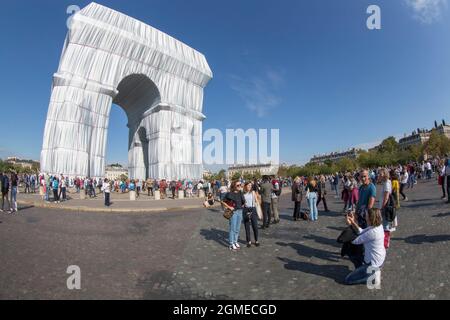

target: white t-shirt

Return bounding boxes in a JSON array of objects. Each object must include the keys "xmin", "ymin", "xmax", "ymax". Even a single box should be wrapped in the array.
[
  {"xmin": 352, "ymin": 225, "xmax": 386, "ymax": 268},
  {"xmin": 244, "ymin": 191, "xmax": 255, "ymax": 207},
  {"xmin": 426, "ymin": 162, "xmax": 432, "ymax": 170},
  {"xmin": 378, "ymin": 179, "xmax": 392, "ymax": 209},
  {"xmin": 401, "ymin": 172, "xmax": 409, "ymax": 184}
]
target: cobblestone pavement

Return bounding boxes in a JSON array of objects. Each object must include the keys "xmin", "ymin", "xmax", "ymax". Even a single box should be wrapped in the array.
[{"xmin": 0, "ymin": 180, "xmax": 448, "ymax": 299}]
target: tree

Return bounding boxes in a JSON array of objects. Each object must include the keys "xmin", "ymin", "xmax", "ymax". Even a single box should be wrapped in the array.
[
  {"xmin": 217, "ymin": 169, "xmax": 226, "ymax": 180},
  {"xmin": 231, "ymin": 171, "xmax": 242, "ymax": 181},
  {"xmin": 423, "ymin": 130, "xmax": 450, "ymax": 157},
  {"xmin": 378, "ymin": 136, "xmax": 398, "ymax": 154},
  {"xmin": 324, "ymin": 159, "xmax": 333, "ymax": 167},
  {"xmin": 277, "ymin": 165, "xmax": 289, "ymax": 177},
  {"xmin": 336, "ymin": 158, "xmax": 357, "ymax": 173}
]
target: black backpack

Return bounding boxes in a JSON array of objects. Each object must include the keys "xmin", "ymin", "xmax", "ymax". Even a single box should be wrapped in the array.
[{"xmin": 383, "ymin": 193, "xmax": 397, "ymax": 222}]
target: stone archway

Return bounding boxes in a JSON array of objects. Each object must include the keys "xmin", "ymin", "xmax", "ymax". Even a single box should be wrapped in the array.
[
  {"xmin": 113, "ymin": 74, "xmax": 160, "ymax": 181},
  {"xmin": 40, "ymin": 2, "xmax": 212, "ymax": 180}
]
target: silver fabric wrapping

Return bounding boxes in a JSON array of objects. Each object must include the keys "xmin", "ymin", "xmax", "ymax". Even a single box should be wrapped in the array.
[{"xmin": 41, "ymin": 2, "xmax": 212, "ymax": 180}]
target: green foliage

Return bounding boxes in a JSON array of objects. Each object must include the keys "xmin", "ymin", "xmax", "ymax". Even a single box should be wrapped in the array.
[
  {"xmin": 283, "ymin": 133, "xmax": 446, "ymax": 176},
  {"xmin": 423, "ymin": 130, "xmax": 450, "ymax": 158},
  {"xmin": 207, "ymin": 169, "xmax": 227, "ymax": 182},
  {"xmin": 378, "ymin": 136, "xmax": 399, "ymax": 153},
  {"xmin": 231, "ymin": 171, "xmax": 242, "ymax": 181},
  {"xmin": 0, "ymin": 159, "xmax": 39, "ymax": 174}
]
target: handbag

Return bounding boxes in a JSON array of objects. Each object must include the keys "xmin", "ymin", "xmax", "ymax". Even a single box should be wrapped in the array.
[
  {"xmin": 223, "ymin": 208, "xmax": 234, "ymax": 220},
  {"xmin": 223, "ymin": 199, "xmax": 235, "ymax": 220},
  {"xmin": 256, "ymin": 202, "xmax": 263, "ymax": 220}
]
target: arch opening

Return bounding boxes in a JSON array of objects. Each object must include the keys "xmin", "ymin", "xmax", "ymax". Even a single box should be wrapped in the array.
[{"xmin": 113, "ymin": 74, "xmax": 161, "ymax": 180}]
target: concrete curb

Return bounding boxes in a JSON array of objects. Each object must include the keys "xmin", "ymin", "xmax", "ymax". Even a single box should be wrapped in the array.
[{"xmin": 17, "ymin": 200, "xmax": 206, "ymax": 213}]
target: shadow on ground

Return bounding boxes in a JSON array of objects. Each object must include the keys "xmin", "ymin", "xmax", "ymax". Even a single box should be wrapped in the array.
[
  {"xmin": 277, "ymin": 257, "xmax": 349, "ymax": 284},
  {"xmin": 433, "ymin": 212, "xmax": 450, "ymax": 218},
  {"xmin": 200, "ymin": 228, "xmax": 230, "ymax": 247},
  {"xmin": 276, "ymin": 241, "xmax": 340, "ymax": 262},
  {"xmin": 392, "ymin": 234, "xmax": 450, "ymax": 244}
]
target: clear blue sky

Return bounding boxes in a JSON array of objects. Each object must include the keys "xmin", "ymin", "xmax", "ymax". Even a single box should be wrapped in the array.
[{"xmin": 0, "ymin": 0, "xmax": 449, "ymax": 168}]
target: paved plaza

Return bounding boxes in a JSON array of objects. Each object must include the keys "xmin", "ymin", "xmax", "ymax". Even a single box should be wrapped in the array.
[{"xmin": 0, "ymin": 179, "xmax": 449, "ymax": 299}]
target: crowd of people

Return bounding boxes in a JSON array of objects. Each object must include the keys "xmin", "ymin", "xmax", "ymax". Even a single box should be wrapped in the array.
[
  {"xmin": 216, "ymin": 157, "xmax": 450, "ymax": 287},
  {"xmin": 2, "ymin": 156, "xmax": 450, "ymax": 288}
]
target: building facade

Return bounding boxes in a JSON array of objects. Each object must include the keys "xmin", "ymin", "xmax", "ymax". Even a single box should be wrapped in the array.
[
  {"xmin": 227, "ymin": 163, "xmax": 279, "ymax": 179},
  {"xmin": 398, "ymin": 130, "xmax": 431, "ymax": 150},
  {"xmin": 309, "ymin": 148, "xmax": 360, "ymax": 165},
  {"xmin": 105, "ymin": 165, "xmax": 129, "ymax": 181},
  {"xmin": 6, "ymin": 157, "xmax": 39, "ymax": 170}
]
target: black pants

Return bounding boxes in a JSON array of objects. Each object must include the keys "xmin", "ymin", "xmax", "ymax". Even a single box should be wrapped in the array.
[
  {"xmin": 441, "ymin": 178, "xmax": 446, "ymax": 197},
  {"xmin": 262, "ymin": 202, "xmax": 271, "ymax": 227},
  {"xmin": 244, "ymin": 209, "xmax": 258, "ymax": 243},
  {"xmin": 317, "ymin": 193, "xmax": 329, "ymax": 211},
  {"xmin": 53, "ymin": 189, "xmax": 59, "ymax": 202},
  {"xmin": 171, "ymin": 187, "xmax": 176, "ymax": 198},
  {"xmin": 293, "ymin": 201, "xmax": 302, "ymax": 219},
  {"xmin": 137, "ymin": 187, "xmax": 140, "ymax": 197},
  {"xmin": 447, "ymin": 176, "xmax": 450, "ymax": 202},
  {"xmin": 105, "ymin": 192, "xmax": 110, "ymax": 206},
  {"xmin": 400, "ymin": 183, "xmax": 407, "ymax": 200},
  {"xmin": 148, "ymin": 187, "xmax": 153, "ymax": 196}
]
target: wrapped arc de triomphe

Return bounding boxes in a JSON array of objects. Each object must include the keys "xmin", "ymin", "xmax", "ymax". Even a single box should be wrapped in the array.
[{"xmin": 40, "ymin": 2, "xmax": 212, "ymax": 181}]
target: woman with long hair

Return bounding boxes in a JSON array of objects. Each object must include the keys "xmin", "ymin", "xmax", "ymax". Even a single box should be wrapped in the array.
[
  {"xmin": 306, "ymin": 178, "xmax": 319, "ymax": 221},
  {"xmin": 243, "ymin": 182, "xmax": 261, "ymax": 247},
  {"xmin": 222, "ymin": 180, "xmax": 245, "ymax": 251}
]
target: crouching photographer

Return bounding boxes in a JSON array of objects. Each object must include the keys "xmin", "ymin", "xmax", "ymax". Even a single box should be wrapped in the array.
[{"xmin": 344, "ymin": 208, "xmax": 386, "ymax": 286}]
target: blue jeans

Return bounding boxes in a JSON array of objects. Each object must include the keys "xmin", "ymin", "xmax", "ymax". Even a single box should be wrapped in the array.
[
  {"xmin": 408, "ymin": 174, "xmax": 415, "ymax": 188},
  {"xmin": 345, "ymin": 263, "xmax": 380, "ymax": 285},
  {"xmin": 308, "ymin": 192, "xmax": 318, "ymax": 221},
  {"xmin": 229, "ymin": 209, "xmax": 243, "ymax": 245},
  {"xmin": 10, "ymin": 186, "xmax": 17, "ymax": 211}
]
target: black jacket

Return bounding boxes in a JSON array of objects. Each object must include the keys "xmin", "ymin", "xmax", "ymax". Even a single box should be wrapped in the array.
[{"xmin": 337, "ymin": 226, "xmax": 364, "ymax": 258}]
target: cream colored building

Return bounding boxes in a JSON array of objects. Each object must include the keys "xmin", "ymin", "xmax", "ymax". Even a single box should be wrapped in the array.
[
  {"xmin": 310, "ymin": 148, "xmax": 360, "ymax": 165},
  {"xmin": 227, "ymin": 163, "xmax": 279, "ymax": 179},
  {"xmin": 105, "ymin": 166, "xmax": 128, "ymax": 180},
  {"xmin": 398, "ymin": 130, "xmax": 431, "ymax": 150}
]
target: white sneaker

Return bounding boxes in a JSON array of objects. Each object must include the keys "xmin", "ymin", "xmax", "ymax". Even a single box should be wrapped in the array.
[
  {"xmin": 234, "ymin": 243, "xmax": 241, "ymax": 249},
  {"xmin": 374, "ymin": 270, "xmax": 381, "ymax": 287},
  {"xmin": 229, "ymin": 244, "xmax": 238, "ymax": 250}
]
